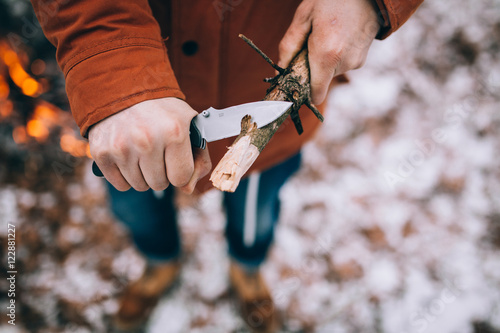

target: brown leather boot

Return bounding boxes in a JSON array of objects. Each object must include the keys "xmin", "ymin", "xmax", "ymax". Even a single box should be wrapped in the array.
[
  {"xmin": 229, "ymin": 262, "xmax": 280, "ymax": 333},
  {"xmin": 113, "ymin": 261, "xmax": 181, "ymax": 330}
]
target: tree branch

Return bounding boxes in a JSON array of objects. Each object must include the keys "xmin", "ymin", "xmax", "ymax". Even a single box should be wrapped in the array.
[{"xmin": 210, "ymin": 36, "xmax": 322, "ymax": 192}]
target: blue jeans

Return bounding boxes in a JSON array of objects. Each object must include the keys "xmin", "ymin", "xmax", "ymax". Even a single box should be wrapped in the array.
[{"xmin": 107, "ymin": 153, "xmax": 301, "ymax": 268}]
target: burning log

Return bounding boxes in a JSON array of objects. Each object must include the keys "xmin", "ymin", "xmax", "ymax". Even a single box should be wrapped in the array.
[{"xmin": 0, "ymin": 38, "xmax": 91, "ymax": 187}]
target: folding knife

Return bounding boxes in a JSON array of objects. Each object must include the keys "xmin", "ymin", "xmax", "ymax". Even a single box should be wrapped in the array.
[{"xmin": 92, "ymin": 101, "xmax": 292, "ymax": 177}]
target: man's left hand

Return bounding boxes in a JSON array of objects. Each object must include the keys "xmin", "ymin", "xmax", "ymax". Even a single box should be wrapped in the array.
[{"xmin": 278, "ymin": 0, "xmax": 380, "ymax": 105}]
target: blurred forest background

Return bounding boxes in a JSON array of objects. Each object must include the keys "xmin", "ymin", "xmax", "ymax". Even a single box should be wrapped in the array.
[{"xmin": 1, "ymin": 0, "xmax": 500, "ymax": 332}]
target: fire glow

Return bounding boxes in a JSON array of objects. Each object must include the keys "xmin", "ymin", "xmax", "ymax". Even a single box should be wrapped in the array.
[
  {"xmin": 0, "ymin": 41, "xmax": 42, "ymax": 97},
  {"xmin": 0, "ymin": 39, "xmax": 91, "ymax": 159}
]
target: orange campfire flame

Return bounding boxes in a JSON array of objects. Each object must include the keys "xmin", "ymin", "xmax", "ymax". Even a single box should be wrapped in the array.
[
  {"xmin": 0, "ymin": 73, "xmax": 11, "ymax": 120},
  {"xmin": 0, "ymin": 39, "xmax": 91, "ymax": 159},
  {"xmin": 0, "ymin": 41, "xmax": 43, "ymax": 97},
  {"xmin": 20, "ymin": 102, "xmax": 91, "ymax": 158},
  {"xmin": 0, "ymin": 100, "xmax": 13, "ymax": 118},
  {"xmin": 12, "ymin": 126, "xmax": 27, "ymax": 144},
  {"xmin": 27, "ymin": 118, "xmax": 49, "ymax": 141},
  {"xmin": 29, "ymin": 103, "xmax": 91, "ymax": 158},
  {"xmin": 0, "ymin": 74, "xmax": 9, "ymax": 100},
  {"xmin": 25, "ymin": 104, "xmax": 58, "ymax": 142}
]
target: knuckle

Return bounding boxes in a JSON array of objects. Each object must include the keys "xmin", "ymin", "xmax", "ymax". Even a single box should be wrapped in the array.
[
  {"xmin": 313, "ymin": 44, "xmax": 343, "ymax": 70},
  {"xmin": 132, "ymin": 130, "xmax": 154, "ymax": 152},
  {"xmin": 325, "ymin": 47, "xmax": 343, "ymax": 66},
  {"xmin": 165, "ymin": 121, "xmax": 184, "ymax": 144},
  {"xmin": 111, "ymin": 137, "xmax": 129, "ymax": 158},
  {"xmin": 93, "ymin": 150, "xmax": 112, "ymax": 166}
]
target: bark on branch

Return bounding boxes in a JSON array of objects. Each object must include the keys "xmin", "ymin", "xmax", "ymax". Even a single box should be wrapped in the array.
[{"xmin": 210, "ymin": 35, "xmax": 323, "ymax": 192}]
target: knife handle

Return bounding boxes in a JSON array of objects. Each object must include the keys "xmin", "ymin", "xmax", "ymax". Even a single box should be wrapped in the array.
[
  {"xmin": 189, "ymin": 118, "xmax": 206, "ymax": 150},
  {"xmin": 92, "ymin": 119, "xmax": 207, "ymax": 177}
]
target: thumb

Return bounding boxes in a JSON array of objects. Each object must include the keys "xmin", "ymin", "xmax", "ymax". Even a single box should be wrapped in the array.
[
  {"xmin": 278, "ymin": 5, "xmax": 312, "ymax": 68},
  {"xmin": 179, "ymin": 147, "xmax": 212, "ymax": 195}
]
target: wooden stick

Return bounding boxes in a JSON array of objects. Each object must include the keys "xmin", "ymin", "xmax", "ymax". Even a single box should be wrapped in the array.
[
  {"xmin": 238, "ymin": 34, "xmax": 286, "ymax": 75},
  {"xmin": 210, "ymin": 37, "xmax": 321, "ymax": 192}
]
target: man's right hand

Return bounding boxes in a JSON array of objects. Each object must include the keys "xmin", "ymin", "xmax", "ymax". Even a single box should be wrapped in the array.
[{"xmin": 88, "ymin": 97, "xmax": 212, "ymax": 194}]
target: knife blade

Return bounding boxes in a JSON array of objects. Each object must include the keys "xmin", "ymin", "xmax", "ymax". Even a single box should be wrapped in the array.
[
  {"xmin": 92, "ymin": 100, "xmax": 292, "ymax": 177},
  {"xmin": 189, "ymin": 101, "xmax": 292, "ymax": 149}
]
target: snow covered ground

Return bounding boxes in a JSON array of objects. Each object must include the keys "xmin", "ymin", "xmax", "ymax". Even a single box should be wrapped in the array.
[{"xmin": 1, "ymin": 0, "xmax": 500, "ymax": 332}]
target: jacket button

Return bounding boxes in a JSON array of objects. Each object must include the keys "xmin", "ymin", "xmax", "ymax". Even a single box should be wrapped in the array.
[{"xmin": 182, "ymin": 40, "xmax": 198, "ymax": 56}]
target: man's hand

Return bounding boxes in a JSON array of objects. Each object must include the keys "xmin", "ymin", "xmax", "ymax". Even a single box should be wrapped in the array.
[
  {"xmin": 89, "ymin": 97, "xmax": 212, "ymax": 193},
  {"xmin": 278, "ymin": 0, "xmax": 380, "ymax": 105}
]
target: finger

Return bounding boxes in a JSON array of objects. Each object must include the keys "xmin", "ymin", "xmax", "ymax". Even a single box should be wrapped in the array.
[
  {"xmin": 117, "ymin": 159, "xmax": 150, "ymax": 192},
  {"xmin": 138, "ymin": 148, "xmax": 170, "ymax": 191},
  {"xmin": 278, "ymin": 2, "xmax": 313, "ymax": 69},
  {"xmin": 179, "ymin": 147, "xmax": 212, "ymax": 194},
  {"xmin": 165, "ymin": 136, "xmax": 195, "ymax": 188},
  {"xmin": 308, "ymin": 24, "xmax": 343, "ymax": 105},
  {"xmin": 99, "ymin": 163, "xmax": 131, "ymax": 192}
]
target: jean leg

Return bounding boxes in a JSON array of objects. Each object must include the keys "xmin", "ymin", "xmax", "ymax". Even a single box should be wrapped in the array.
[
  {"xmin": 107, "ymin": 183, "xmax": 181, "ymax": 262},
  {"xmin": 223, "ymin": 153, "xmax": 301, "ymax": 268}
]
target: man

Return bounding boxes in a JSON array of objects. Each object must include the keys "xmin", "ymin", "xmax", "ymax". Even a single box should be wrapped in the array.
[{"xmin": 30, "ymin": 0, "xmax": 422, "ymax": 331}]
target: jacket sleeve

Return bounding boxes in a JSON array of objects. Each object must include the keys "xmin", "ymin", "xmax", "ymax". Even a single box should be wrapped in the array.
[
  {"xmin": 373, "ymin": 0, "xmax": 424, "ymax": 39},
  {"xmin": 30, "ymin": 0, "xmax": 185, "ymax": 137}
]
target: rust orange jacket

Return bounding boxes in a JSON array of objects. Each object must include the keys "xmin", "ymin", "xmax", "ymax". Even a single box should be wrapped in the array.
[{"xmin": 31, "ymin": 0, "xmax": 422, "ymax": 192}]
